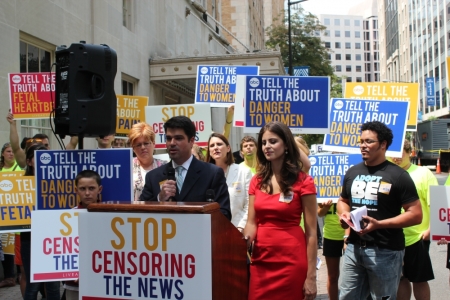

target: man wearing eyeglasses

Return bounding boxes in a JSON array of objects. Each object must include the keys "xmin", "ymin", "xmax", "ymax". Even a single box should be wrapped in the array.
[{"xmin": 337, "ymin": 121, "xmax": 422, "ymax": 300}]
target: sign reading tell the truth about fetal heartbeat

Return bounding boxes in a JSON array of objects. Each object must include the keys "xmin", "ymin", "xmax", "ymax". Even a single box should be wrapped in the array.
[{"xmin": 9, "ymin": 72, "xmax": 55, "ymax": 119}]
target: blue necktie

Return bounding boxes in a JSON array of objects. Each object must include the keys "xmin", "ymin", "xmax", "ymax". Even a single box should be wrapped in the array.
[{"xmin": 176, "ymin": 166, "xmax": 184, "ymax": 192}]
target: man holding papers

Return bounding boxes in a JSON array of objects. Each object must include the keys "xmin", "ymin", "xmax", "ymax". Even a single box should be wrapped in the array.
[{"xmin": 337, "ymin": 121, "xmax": 422, "ymax": 300}]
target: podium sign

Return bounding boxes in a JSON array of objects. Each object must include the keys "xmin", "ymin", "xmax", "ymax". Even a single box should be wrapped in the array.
[{"xmin": 79, "ymin": 211, "xmax": 212, "ymax": 299}]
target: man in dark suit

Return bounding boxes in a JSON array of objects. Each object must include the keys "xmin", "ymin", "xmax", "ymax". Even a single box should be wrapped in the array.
[{"xmin": 140, "ymin": 116, "xmax": 231, "ymax": 220}]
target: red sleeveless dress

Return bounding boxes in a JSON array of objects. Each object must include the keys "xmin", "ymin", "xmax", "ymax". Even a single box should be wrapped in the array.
[{"xmin": 248, "ymin": 173, "xmax": 316, "ymax": 300}]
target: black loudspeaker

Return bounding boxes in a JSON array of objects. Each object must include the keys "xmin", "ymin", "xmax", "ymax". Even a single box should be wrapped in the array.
[{"xmin": 54, "ymin": 42, "xmax": 117, "ymax": 137}]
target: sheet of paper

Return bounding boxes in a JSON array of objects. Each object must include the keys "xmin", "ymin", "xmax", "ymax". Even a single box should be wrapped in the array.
[{"xmin": 350, "ymin": 206, "xmax": 368, "ymax": 232}]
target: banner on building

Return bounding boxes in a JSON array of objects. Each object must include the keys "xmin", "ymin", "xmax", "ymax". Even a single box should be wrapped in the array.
[
  {"xmin": 322, "ymin": 98, "xmax": 409, "ymax": 157},
  {"xmin": 35, "ymin": 149, "xmax": 133, "ymax": 210},
  {"xmin": 234, "ymin": 75, "xmax": 330, "ymax": 133},
  {"xmin": 344, "ymin": 82, "xmax": 419, "ymax": 131},
  {"xmin": 8, "ymin": 72, "xmax": 55, "ymax": 119},
  {"xmin": 426, "ymin": 77, "xmax": 436, "ymax": 107},
  {"xmin": 79, "ymin": 212, "xmax": 212, "ymax": 299},
  {"xmin": 145, "ymin": 104, "xmax": 212, "ymax": 148},
  {"xmin": 309, "ymin": 154, "xmax": 361, "ymax": 202},
  {"xmin": 116, "ymin": 95, "xmax": 148, "ymax": 136},
  {"xmin": 31, "ymin": 209, "xmax": 80, "ymax": 282},
  {"xmin": 195, "ymin": 65, "xmax": 259, "ymax": 107}
]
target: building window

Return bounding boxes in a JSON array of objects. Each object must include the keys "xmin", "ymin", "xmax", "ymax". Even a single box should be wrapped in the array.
[
  {"xmin": 345, "ymin": 19, "xmax": 350, "ymax": 26},
  {"xmin": 356, "ymin": 65, "xmax": 362, "ymax": 72},
  {"xmin": 355, "ymin": 20, "xmax": 360, "ymax": 26},
  {"xmin": 364, "ymin": 32, "xmax": 370, "ymax": 40},
  {"xmin": 19, "ymin": 35, "xmax": 54, "ymax": 144},
  {"xmin": 328, "ymin": 54, "xmax": 331, "ymax": 60},
  {"xmin": 122, "ymin": 80, "xmax": 134, "ymax": 95},
  {"xmin": 346, "ymin": 65, "xmax": 352, "ymax": 71},
  {"xmin": 356, "ymin": 77, "xmax": 362, "ymax": 82},
  {"xmin": 334, "ymin": 19, "xmax": 340, "ymax": 25},
  {"xmin": 335, "ymin": 65, "xmax": 342, "ymax": 72},
  {"xmin": 372, "ymin": 19, "xmax": 378, "ymax": 29},
  {"xmin": 324, "ymin": 30, "xmax": 330, "ymax": 36},
  {"xmin": 355, "ymin": 42, "xmax": 361, "ymax": 49},
  {"xmin": 364, "ymin": 42, "xmax": 370, "ymax": 51},
  {"xmin": 366, "ymin": 74, "xmax": 372, "ymax": 81},
  {"xmin": 346, "ymin": 77, "xmax": 352, "ymax": 82},
  {"xmin": 374, "ymin": 52, "xmax": 379, "ymax": 60},
  {"xmin": 365, "ymin": 53, "xmax": 371, "ymax": 61},
  {"xmin": 346, "ymin": 54, "xmax": 351, "ymax": 60},
  {"xmin": 335, "ymin": 30, "xmax": 341, "ymax": 37},
  {"xmin": 325, "ymin": 42, "xmax": 331, "ymax": 48},
  {"xmin": 20, "ymin": 41, "xmax": 51, "ymax": 73},
  {"xmin": 336, "ymin": 54, "xmax": 342, "ymax": 60},
  {"xmin": 123, "ymin": 0, "xmax": 134, "ymax": 31},
  {"xmin": 365, "ymin": 63, "xmax": 371, "ymax": 71},
  {"xmin": 355, "ymin": 31, "xmax": 361, "ymax": 38},
  {"xmin": 345, "ymin": 31, "xmax": 351, "ymax": 37},
  {"xmin": 356, "ymin": 54, "xmax": 361, "ymax": 60},
  {"xmin": 335, "ymin": 42, "xmax": 341, "ymax": 48},
  {"xmin": 324, "ymin": 18, "xmax": 330, "ymax": 25},
  {"xmin": 374, "ymin": 73, "xmax": 379, "ymax": 81},
  {"xmin": 374, "ymin": 63, "xmax": 379, "ymax": 71},
  {"xmin": 364, "ymin": 20, "xmax": 369, "ymax": 30},
  {"xmin": 345, "ymin": 42, "xmax": 351, "ymax": 49}
]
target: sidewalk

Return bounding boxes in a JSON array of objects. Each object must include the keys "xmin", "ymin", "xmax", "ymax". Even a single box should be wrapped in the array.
[{"xmin": 317, "ymin": 250, "xmax": 330, "ymax": 300}]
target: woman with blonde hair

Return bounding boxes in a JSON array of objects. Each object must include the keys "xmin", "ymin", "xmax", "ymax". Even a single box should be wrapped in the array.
[
  {"xmin": 191, "ymin": 144, "xmax": 205, "ymax": 161},
  {"xmin": 128, "ymin": 122, "xmax": 167, "ymax": 201}
]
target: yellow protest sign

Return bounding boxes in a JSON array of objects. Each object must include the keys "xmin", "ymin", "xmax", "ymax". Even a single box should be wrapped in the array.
[
  {"xmin": 0, "ymin": 172, "xmax": 35, "ymax": 232},
  {"xmin": 1, "ymin": 233, "xmax": 15, "ymax": 254},
  {"xmin": 344, "ymin": 82, "xmax": 419, "ymax": 131},
  {"xmin": 116, "ymin": 95, "xmax": 148, "ymax": 136}
]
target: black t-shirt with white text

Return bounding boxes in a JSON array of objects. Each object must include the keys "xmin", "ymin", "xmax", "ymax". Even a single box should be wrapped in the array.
[{"xmin": 341, "ymin": 160, "xmax": 419, "ymax": 250}]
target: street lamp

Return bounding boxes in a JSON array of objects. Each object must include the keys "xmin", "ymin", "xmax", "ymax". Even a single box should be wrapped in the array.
[{"xmin": 288, "ymin": 0, "xmax": 308, "ymax": 76}]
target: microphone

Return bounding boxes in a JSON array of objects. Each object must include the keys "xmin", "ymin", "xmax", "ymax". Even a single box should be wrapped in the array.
[
  {"xmin": 206, "ymin": 189, "xmax": 215, "ymax": 202},
  {"xmin": 167, "ymin": 166, "xmax": 176, "ymax": 201},
  {"xmin": 167, "ymin": 166, "xmax": 175, "ymax": 181}
]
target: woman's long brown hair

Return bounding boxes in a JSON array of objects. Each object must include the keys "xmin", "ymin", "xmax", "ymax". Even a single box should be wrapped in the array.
[{"xmin": 256, "ymin": 122, "xmax": 303, "ymax": 195}]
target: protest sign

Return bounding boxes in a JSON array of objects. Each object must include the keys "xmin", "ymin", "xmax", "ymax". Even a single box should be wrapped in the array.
[
  {"xmin": 344, "ymin": 82, "xmax": 419, "ymax": 131},
  {"xmin": 31, "ymin": 209, "xmax": 80, "ymax": 281},
  {"xmin": 116, "ymin": 95, "xmax": 148, "ymax": 136},
  {"xmin": 1, "ymin": 233, "xmax": 16, "ymax": 255},
  {"xmin": 145, "ymin": 104, "xmax": 212, "ymax": 148},
  {"xmin": 79, "ymin": 212, "xmax": 212, "ymax": 299},
  {"xmin": 35, "ymin": 149, "xmax": 133, "ymax": 210},
  {"xmin": 195, "ymin": 65, "xmax": 259, "ymax": 107},
  {"xmin": 323, "ymin": 98, "xmax": 409, "ymax": 157},
  {"xmin": 9, "ymin": 72, "xmax": 55, "ymax": 119},
  {"xmin": 235, "ymin": 75, "xmax": 330, "ymax": 133},
  {"xmin": 429, "ymin": 186, "xmax": 450, "ymax": 241},
  {"xmin": 0, "ymin": 171, "xmax": 34, "ymax": 232},
  {"xmin": 309, "ymin": 154, "xmax": 361, "ymax": 202}
]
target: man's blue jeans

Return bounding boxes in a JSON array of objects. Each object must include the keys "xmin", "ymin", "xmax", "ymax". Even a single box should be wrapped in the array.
[{"xmin": 339, "ymin": 243, "xmax": 404, "ymax": 300}]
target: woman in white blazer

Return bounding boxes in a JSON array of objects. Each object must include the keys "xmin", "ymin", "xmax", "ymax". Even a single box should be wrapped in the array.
[{"xmin": 206, "ymin": 133, "xmax": 253, "ymax": 231}]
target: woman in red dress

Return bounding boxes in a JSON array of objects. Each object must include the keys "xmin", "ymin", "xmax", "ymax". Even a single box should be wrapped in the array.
[{"xmin": 244, "ymin": 122, "xmax": 317, "ymax": 300}]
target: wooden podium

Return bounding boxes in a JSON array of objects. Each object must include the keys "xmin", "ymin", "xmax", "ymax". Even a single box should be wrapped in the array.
[{"xmin": 85, "ymin": 201, "xmax": 248, "ymax": 300}]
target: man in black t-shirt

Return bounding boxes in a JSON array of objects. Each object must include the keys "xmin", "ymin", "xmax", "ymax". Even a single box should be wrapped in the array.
[{"xmin": 337, "ymin": 121, "xmax": 422, "ymax": 300}]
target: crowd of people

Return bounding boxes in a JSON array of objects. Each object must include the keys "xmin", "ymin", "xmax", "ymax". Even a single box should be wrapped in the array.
[{"xmin": 0, "ymin": 109, "xmax": 449, "ymax": 300}]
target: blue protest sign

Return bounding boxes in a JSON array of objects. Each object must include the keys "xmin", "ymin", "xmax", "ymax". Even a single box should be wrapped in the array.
[
  {"xmin": 309, "ymin": 154, "xmax": 361, "ymax": 202},
  {"xmin": 322, "ymin": 98, "xmax": 409, "ymax": 157},
  {"xmin": 242, "ymin": 76, "xmax": 330, "ymax": 133},
  {"xmin": 195, "ymin": 65, "xmax": 259, "ymax": 107},
  {"xmin": 35, "ymin": 149, "xmax": 133, "ymax": 210},
  {"xmin": 426, "ymin": 77, "xmax": 435, "ymax": 107}
]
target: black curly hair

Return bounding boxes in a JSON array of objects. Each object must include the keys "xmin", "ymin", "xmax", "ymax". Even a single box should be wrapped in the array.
[{"xmin": 360, "ymin": 121, "xmax": 393, "ymax": 150}]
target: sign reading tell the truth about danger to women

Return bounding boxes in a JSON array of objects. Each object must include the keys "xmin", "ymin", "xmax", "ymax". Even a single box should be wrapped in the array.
[
  {"xmin": 322, "ymin": 99, "xmax": 409, "ymax": 157},
  {"xmin": 195, "ymin": 65, "xmax": 259, "ymax": 107},
  {"xmin": 239, "ymin": 76, "xmax": 330, "ymax": 134},
  {"xmin": 35, "ymin": 149, "xmax": 133, "ymax": 210}
]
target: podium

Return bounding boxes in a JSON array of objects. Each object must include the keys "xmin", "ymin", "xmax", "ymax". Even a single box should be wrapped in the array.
[{"xmin": 78, "ymin": 201, "xmax": 248, "ymax": 300}]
